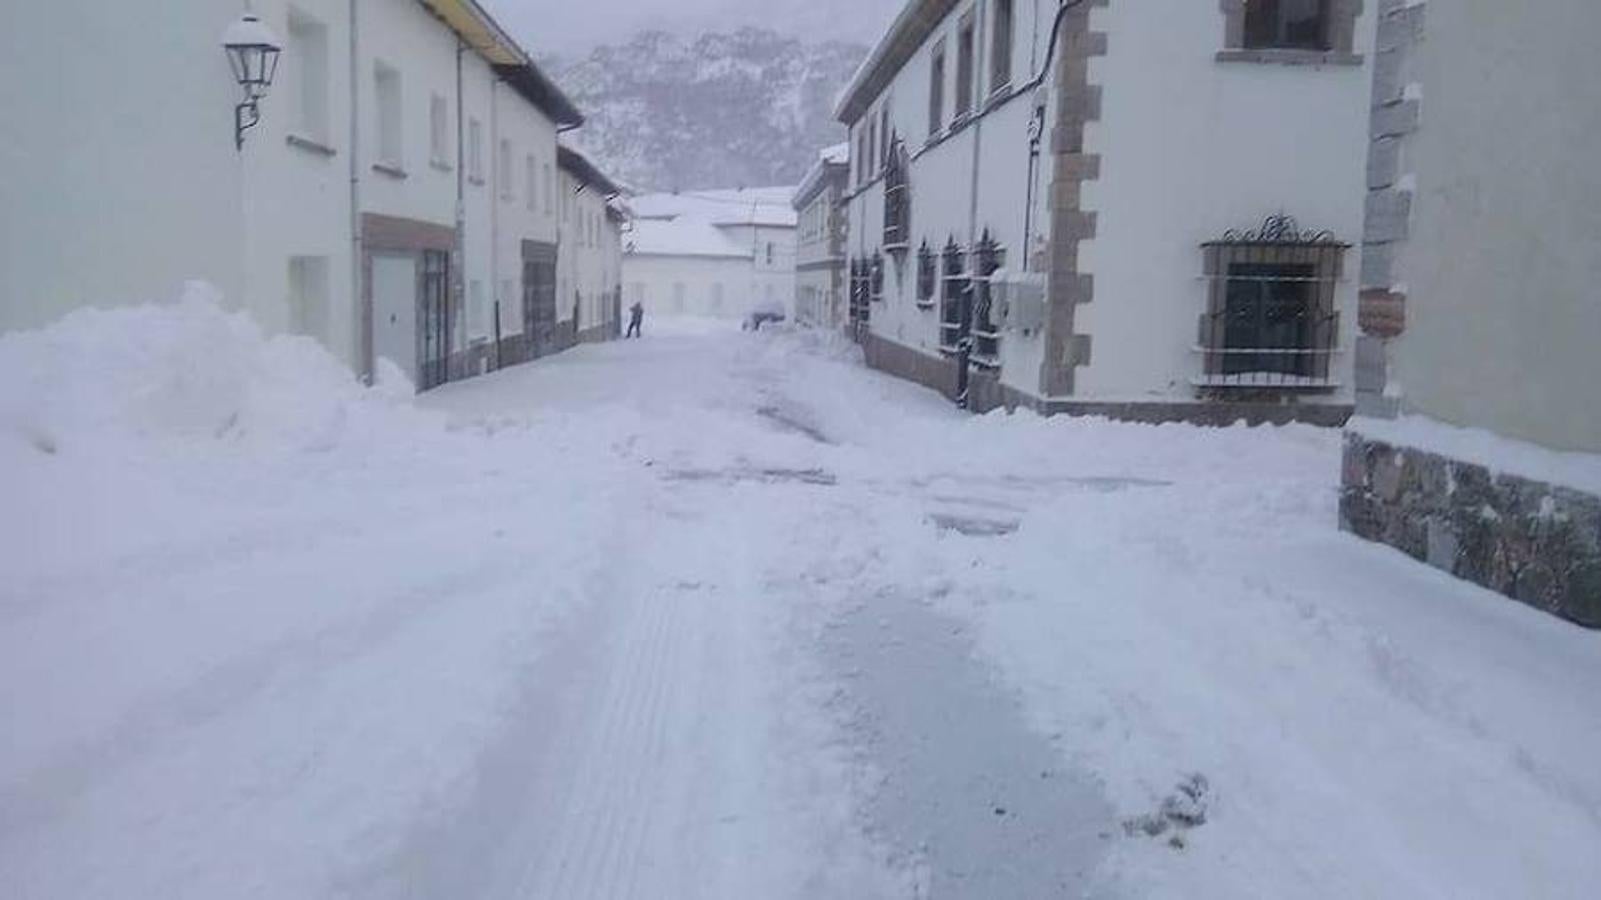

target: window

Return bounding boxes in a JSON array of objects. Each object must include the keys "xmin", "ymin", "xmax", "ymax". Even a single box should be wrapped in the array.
[
  {"xmin": 287, "ymin": 256, "xmax": 329, "ymax": 342},
  {"xmin": 288, "ymin": 10, "xmax": 329, "ymax": 142},
  {"xmin": 499, "ymin": 279, "xmax": 515, "ymax": 332},
  {"xmin": 766, "ymin": 242, "xmax": 774, "ymax": 265},
  {"xmin": 711, "ymin": 282, "xmax": 724, "ymax": 312},
  {"xmin": 526, "ymin": 154, "xmax": 537, "ymax": 210},
  {"xmin": 857, "ymin": 127, "xmax": 869, "ymax": 185},
  {"xmin": 544, "ymin": 163, "xmax": 554, "ymax": 213},
  {"xmin": 970, "ymin": 230, "xmax": 1003, "ymax": 365},
  {"xmin": 498, "ymin": 139, "xmax": 513, "ymax": 199},
  {"xmin": 990, "ymin": 0, "xmax": 1014, "ymax": 93},
  {"xmin": 429, "ymin": 94, "xmax": 450, "ymax": 167},
  {"xmin": 374, "ymin": 61, "xmax": 402, "ymax": 168},
  {"xmin": 939, "ymin": 237, "xmax": 966, "ymax": 349},
  {"xmin": 849, "ymin": 258, "xmax": 871, "ymax": 326},
  {"xmin": 1199, "ymin": 215, "xmax": 1346, "ymax": 388},
  {"xmin": 469, "ymin": 279, "xmax": 487, "ymax": 338},
  {"xmin": 928, "ymin": 40, "xmax": 946, "ymax": 137},
  {"xmin": 672, "ymin": 282, "xmax": 686, "ymax": 313},
  {"xmin": 1244, "ymin": 0, "xmax": 1332, "ymax": 51},
  {"xmin": 955, "ymin": 12, "xmax": 975, "ymax": 118},
  {"xmin": 883, "ymin": 135, "xmax": 909, "ymax": 248},
  {"xmin": 867, "ymin": 115, "xmax": 877, "ymax": 182},
  {"xmin": 880, "ymin": 104, "xmax": 892, "ymax": 172},
  {"xmin": 869, "ymin": 252, "xmax": 884, "ymax": 302},
  {"xmin": 467, "ymin": 118, "xmax": 483, "ymax": 182},
  {"xmin": 419, "ymin": 250, "xmax": 451, "ymax": 390},
  {"xmin": 915, "ymin": 240, "xmax": 936, "ymax": 305}
]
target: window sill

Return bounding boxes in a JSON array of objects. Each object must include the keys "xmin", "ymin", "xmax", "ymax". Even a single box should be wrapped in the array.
[
  {"xmin": 287, "ymin": 133, "xmax": 337, "ymax": 157},
  {"xmin": 468, "ymin": 175, "xmax": 486, "ymax": 187},
  {"xmin": 429, "ymin": 158, "xmax": 453, "ymax": 173},
  {"xmin": 915, "ymin": 300, "xmax": 936, "ymax": 310},
  {"xmin": 372, "ymin": 161, "xmax": 408, "ymax": 180},
  {"xmin": 1215, "ymin": 49, "xmax": 1364, "ymax": 67}
]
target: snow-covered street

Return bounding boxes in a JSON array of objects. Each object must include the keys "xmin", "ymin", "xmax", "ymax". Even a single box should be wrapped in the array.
[{"xmin": 4, "ymin": 305, "xmax": 1601, "ymax": 898}]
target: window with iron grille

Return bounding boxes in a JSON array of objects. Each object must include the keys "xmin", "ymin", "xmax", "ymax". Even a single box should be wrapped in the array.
[
  {"xmin": 939, "ymin": 237, "xmax": 966, "ymax": 351},
  {"xmin": 1198, "ymin": 215, "xmax": 1346, "ymax": 390},
  {"xmin": 970, "ymin": 230, "xmax": 1004, "ymax": 367},
  {"xmin": 849, "ymin": 258, "xmax": 872, "ymax": 325},
  {"xmin": 915, "ymin": 240, "xmax": 936, "ymax": 306},
  {"xmin": 869, "ymin": 252, "xmax": 885, "ymax": 302},
  {"xmin": 882, "ymin": 135, "xmax": 910, "ymax": 250},
  {"xmin": 1244, "ymin": 0, "xmax": 1331, "ymax": 50}
]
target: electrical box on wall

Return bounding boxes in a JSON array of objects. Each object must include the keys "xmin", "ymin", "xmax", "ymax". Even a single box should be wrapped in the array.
[{"xmin": 991, "ymin": 269, "xmax": 1047, "ymax": 333}]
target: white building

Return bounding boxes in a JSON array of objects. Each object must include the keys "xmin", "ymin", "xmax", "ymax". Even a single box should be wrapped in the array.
[
  {"xmin": 836, "ymin": 0, "xmax": 1373, "ymax": 422},
  {"xmin": 0, "ymin": 0, "xmax": 622, "ymax": 392},
  {"xmin": 622, "ymin": 188, "xmax": 797, "ymax": 322},
  {"xmin": 1341, "ymin": 0, "xmax": 1601, "ymax": 627},
  {"xmin": 792, "ymin": 144, "xmax": 851, "ymax": 331},
  {"xmin": 557, "ymin": 145, "xmax": 626, "ymax": 343}
]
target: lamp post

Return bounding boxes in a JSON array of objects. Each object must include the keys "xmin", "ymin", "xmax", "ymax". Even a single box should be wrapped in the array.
[{"xmin": 221, "ymin": 13, "xmax": 282, "ymax": 150}]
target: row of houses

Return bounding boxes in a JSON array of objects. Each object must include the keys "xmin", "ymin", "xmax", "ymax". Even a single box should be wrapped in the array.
[
  {"xmin": 1, "ymin": 0, "xmax": 627, "ymax": 391},
  {"xmin": 621, "ymin": 188, "xmax": 799, "ymax": 323},
  {"xmin": 809, "ymin": 0, "xmax": 1599, "ymax": 624}
]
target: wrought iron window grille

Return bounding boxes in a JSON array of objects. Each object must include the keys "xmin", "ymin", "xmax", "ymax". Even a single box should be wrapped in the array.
[
  {"xmin": 883, "ymin": 135, "xmax": 911, "ymax": 252},
  {"xmin": 1197, "ymin": 214, "xmax": 1347, "ymax": 391},
  {"xmin": 915, "ymin": 240, "xmax": 937, "ymax": 307}
]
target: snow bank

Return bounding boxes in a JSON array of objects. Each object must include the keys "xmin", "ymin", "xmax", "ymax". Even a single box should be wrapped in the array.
[
  {"xmin": 1349, "ymin": 414, "xmax": 1601, "ymax": 496},
  {"xmin": 0, "ymin": 284, "xmax": 430, "ymax": 458}
]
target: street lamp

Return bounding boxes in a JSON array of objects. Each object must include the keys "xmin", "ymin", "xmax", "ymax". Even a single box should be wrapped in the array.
[{"xmin": 221, "ymin": 13, "xmax": 281, "ymax": 150}]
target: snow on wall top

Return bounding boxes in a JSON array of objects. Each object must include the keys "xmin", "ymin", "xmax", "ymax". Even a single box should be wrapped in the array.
[
  {"xmin": 624, "ymin": 217, "xmax": 753, "ymax": 259},
  {"xmin": 630, "ymin": 188, "xmax": 800, "ymax": 228}
]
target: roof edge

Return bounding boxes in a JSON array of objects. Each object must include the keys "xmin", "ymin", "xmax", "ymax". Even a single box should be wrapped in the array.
[{"xmin": 833, "ymin": 0, "xmax": 960, "ymax": 124}]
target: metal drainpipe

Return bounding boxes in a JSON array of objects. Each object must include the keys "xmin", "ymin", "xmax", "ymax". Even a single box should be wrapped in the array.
[
  {"xmin": 958, "ymin": 1, "xmax": 989, "ymax": 411},
  {"xmin": 453, "ymin": 40, "xmax": 467, "ymax": 382},
  {"xmin": 489, "ymin": 78, "xmax": 500, "ymax": 370},
  {"xmin": 348, "ymin": 0, "xmax": 365, "ymax": 380}
]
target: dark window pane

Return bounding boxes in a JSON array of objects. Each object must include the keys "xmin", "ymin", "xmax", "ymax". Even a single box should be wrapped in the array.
[
  {"xmin": 1222, "ymin": 262, "xmax": 1314, "ymax": 376},
  {"xmin": 1244, "ymin": 0, "xmax": 1330, "ymax": 51}
]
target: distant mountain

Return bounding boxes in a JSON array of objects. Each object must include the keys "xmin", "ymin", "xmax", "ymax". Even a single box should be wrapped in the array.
[{"xmin": 550, "ymin": 29, "xmax": 868, "ymax": 193}]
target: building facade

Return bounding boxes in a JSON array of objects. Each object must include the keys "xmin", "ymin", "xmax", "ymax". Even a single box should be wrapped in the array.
[
  {"xmin": 792, "ymin": 145, "xmax": 851, "ymax": 331},
  {"xmin": 1341, "ymin": 0, "xmax": 1601, "ymax": 627},
  {"xmin": 557, "ymin": 145, "xmax": 625, "ymax": 344},
  {"xmin": 0, "ymin": 0, "xmax": 622, "ymax": 392},
  {"xmin": 836, "ymin": 0, "xmax": 1373, "ymax": 422},
  {"xmin": 622, "ymin": 188, "xmax": 798, "ymax": 322}
]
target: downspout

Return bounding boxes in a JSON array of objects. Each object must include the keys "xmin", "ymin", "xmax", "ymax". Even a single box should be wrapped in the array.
[
  {"xmin": 348, "ymin": 0, "xmax": 365, "ymax": 380},
  {"xmin": 958, "ymin": 1, "xmax": 989, "ymax": 410},
  {"xmin": 489, "ymin": 77, "xmax": 500, "ymax": 370},
  {"xmin": 453, "ymin": 40, "xmax": 467, "ymax": 380},
  {"xmin": 1020, "ymin": 1, "xmax": 1083, "ymax": 272}
]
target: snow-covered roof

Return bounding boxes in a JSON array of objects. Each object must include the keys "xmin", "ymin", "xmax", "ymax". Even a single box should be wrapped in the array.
[
  {"xmin": 792, "ymin": 144, "xmax": 852, "ymax": 209},
  {"xmin": 630, "ymin": 188, "xmax": 799, "ymax": 229},
  {"xmin": 624, "ymin": 217, "xmax": 753, "ymax": 259}
]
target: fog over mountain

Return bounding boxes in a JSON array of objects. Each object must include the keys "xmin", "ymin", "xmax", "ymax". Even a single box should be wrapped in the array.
[
  {"xmin": 481, "ymin": 0, "xmax": 903, "ymax": 56},
  {"xmin": 546, "ymin": 28, "xmax": 867, "ymax": 193}
]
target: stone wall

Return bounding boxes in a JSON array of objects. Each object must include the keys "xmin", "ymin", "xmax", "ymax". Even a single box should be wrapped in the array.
[{"xmin": 1341, "ymin": 432, "xmax": 1601, "ymax": 628}]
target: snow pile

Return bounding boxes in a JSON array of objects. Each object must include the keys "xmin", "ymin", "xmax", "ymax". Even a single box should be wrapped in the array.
[
  {"xmin": 1350, "ymin": 414, "xmax": 1601, "ymax": 495},
  {"xmin": 0, "ymin": 284, "xmax": 432, "ymax": 458}
]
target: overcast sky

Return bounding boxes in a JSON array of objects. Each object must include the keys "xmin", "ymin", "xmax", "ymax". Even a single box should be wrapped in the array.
[{"xmin": 481, "ymin": 0, "xmax": 904, "ymax": 57}]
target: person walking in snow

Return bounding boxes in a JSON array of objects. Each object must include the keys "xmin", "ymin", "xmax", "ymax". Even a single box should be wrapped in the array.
[{"xmin": 626, "ymin": 301, "xmax": 644, "ymax": 339}]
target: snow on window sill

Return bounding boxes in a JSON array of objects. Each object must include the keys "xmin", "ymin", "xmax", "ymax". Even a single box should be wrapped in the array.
[
  {"xmin": 1215, "ymin": 48, "xmax": 1364, "ymax": 67},
  {"xmin": 286, "ymin": 133, "xmax": 337, "ymax": 157},
  {"xmin": 372, "ymin": 161, "xmax": 408, "ymax": 180}
]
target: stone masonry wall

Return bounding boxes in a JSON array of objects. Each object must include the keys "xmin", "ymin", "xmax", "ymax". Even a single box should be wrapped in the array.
[{"xmin": 1341, "ymin": 432, "xmax": 1601, "ymax": 628}]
